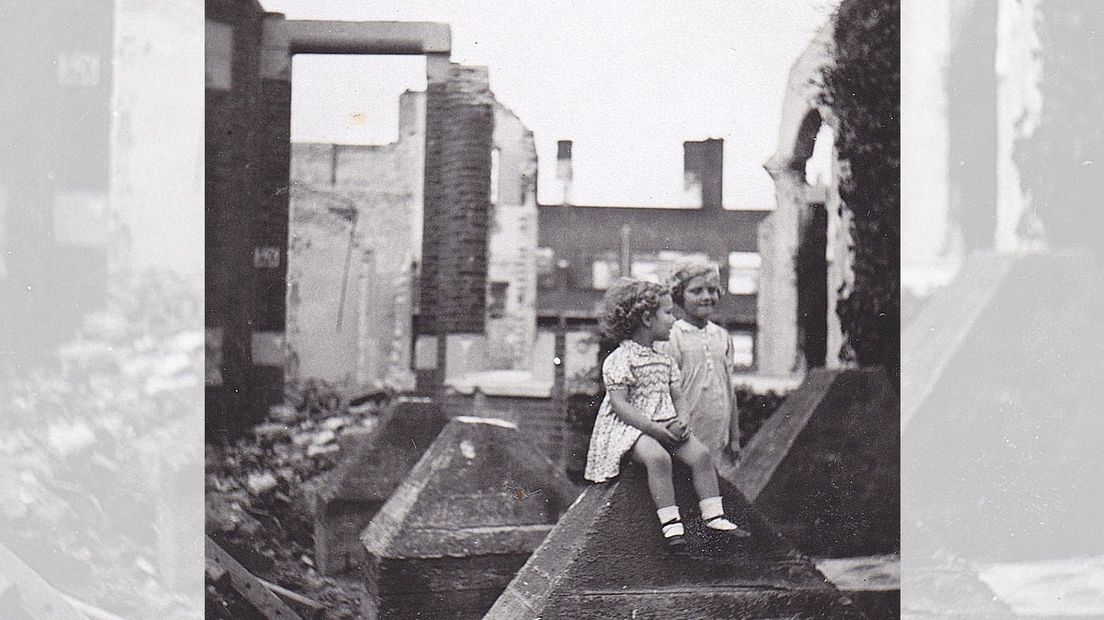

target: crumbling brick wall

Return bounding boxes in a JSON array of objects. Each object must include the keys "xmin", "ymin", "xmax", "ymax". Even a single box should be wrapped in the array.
[{"xmin": 420, "ymin": 64, "xmax": 494, "ymax": 336}]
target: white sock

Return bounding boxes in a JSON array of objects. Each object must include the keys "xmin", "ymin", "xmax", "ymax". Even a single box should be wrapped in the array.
[
  {"xmin": 700, "ymin": 496, "xmax": 738, "ymax": 530},
  {"xmin": 656, "ymin": 505, "xmax": 684, "ymax": 538}
]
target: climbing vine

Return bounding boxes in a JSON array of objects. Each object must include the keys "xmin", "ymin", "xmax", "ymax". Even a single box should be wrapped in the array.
[
  {"xmin": 1014, "ymin": 3, "xmax": 1104, "ymax": 246},
  {"xmin": 820, "ymin": 0, "xmax": 900, "ymax": 378}
]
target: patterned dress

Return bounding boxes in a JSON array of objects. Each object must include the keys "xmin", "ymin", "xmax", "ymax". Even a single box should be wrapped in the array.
[
  {"xmin": 657, "ymin": 319, "xmax": 737, "ymax": 461},
  {"xmin": 584, "ymin": 340, "xmax": 682, "ymax": 483}
]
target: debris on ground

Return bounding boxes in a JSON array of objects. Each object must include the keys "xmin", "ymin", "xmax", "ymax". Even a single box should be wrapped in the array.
[
  {"xmin": 205, "ymin": 379, "xmax": 391, "ymax": 619},
  {"xmin": 1, "ymin": 271, "xmax": 204, "ymax": 620}
]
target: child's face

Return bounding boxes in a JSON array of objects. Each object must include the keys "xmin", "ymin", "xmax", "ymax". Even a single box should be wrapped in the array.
[
  {"xmin": 649, "ymin": 294, "xmax": 678, "ymax": 341},
  {"xmin": 681, "ymin": 273, "xmax": 721, "ymax": 321}
]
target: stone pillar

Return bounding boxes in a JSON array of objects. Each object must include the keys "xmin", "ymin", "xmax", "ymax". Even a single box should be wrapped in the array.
[
  {"xmin": 419, "ymin": 60, "xmax": 494, "ymax": 393},
  {"xmin": 756, "ymin": 173, "xmax": 802, "ymax": 375},
  {"xmin": 361, "ymin": 417, "xmax": 579, "ymax": 619},
  {"xmin": 304, "ymin": 399, "xmax": 447, "ymax": 575},
  {"xmin": 419, "ymin": 62, "xmax": 493, "ymax": 336},
  {"xmin": 249, "ymin": 12, "xmax": 292, "ymax": 422},
  {"xmin": 759, "ymin": 22, "xmax": 836, "ymax": 377}
]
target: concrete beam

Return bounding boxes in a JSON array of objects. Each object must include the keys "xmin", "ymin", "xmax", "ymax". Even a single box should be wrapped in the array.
[{"xmin": 286, "ymin": 21, "xmax": 450, "ymax": 56}]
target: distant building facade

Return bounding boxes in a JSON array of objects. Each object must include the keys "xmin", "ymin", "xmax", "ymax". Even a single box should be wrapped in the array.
[{"xmin": 537, "ymin": 139, "xmax": 767, "ymax": 370}]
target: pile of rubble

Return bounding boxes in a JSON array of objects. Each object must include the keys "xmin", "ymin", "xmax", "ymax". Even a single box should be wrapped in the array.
[
  {"xmin": 1, "ymin": 271, "xmax": 204, "ymax": 619},
  {"xmin": 205, "ymin": 384, "xmax": 393, "ymax": 619}
]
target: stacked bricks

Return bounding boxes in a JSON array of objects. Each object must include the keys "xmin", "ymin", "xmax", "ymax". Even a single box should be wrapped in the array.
[
  {"xmin": 419, "ymin": 63, "xmax": 494, "ymax": 336},
  {"xmin": 361, "ymin": 417, "xmax": 579, "ymax": 619}
]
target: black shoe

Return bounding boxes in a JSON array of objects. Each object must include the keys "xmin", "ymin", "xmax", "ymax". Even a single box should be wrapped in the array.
[{"xmin": 661, "ymin": 517, "xmax": 690, "ymax": 552}]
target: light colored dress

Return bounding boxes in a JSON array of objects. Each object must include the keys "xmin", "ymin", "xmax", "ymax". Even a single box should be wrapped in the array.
[
  {"xmin": 584, "ymin": 340, "xmax": 682, "ymax": 483},
  {"xmin": 657, "ymin": 319, "xmax": 737, "ymax": 460}
]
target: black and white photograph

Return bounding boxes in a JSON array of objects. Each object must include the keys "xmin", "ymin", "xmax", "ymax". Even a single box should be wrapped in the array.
[
  {"xmin": 203, "ymin": 0, "xmax": 898, "ymax": 617},
  {"xmin": 3, "ymin": 0, "xmax": 1104, "ymax": 618}
]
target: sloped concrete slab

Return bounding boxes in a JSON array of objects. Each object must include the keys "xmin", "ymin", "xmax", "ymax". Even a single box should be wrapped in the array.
[
  {"xmin": 488, "ymin": 463, "xmax": 867, "ymax": 619},
  {"xmin": 725, "ymin": 367, "xmax": 899, "ymax": 558},
  {"xmin": 903, "ymin": 251, "xmax": 1104, "ymax": 560}
]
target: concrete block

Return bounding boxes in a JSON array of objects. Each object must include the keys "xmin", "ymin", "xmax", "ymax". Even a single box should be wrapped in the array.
[
  {"xmin": 305, "ymin": 399, "xmax": 447, "ymax": 575},
  {"xmin": 901, "ymin": 564, "xmax": 1012, "ymax": 618},
  {"xmin": 904, "ymin": 251, "xmax": 1104, "ymax": 560},
  {"xmin": 488, "ymin": 463, "xmax": 867, "ymax": 619},
  {"xmin": 726, "ymin": 367, "xmax": 899, "ymax": 558},
  {"xmin": 361, "ymin": 416, "xmax": 579, "ymax": 619}
]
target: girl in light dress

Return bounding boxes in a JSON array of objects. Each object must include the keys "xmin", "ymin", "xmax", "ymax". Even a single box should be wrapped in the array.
[
  {"xmin": 584, "ymin": 279, "xmax": 751, "ymax": 549},
  {"xmin": 659, "ymin": 263, "xmax": 743, "ymax": 466}
]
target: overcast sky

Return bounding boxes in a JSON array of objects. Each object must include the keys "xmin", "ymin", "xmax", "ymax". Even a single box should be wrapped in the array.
[{"xmin": 259, "ymin": 0, "xmax": 839, "ymax": 208}]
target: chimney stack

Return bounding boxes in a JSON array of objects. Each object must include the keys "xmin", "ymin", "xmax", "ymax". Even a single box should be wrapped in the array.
[
  {"xmin": 683, "ymin": 138, "xmax": 723, "ymax": 210},
  {"xmin": 556, "ymin": 140, "xmax": 573, "ymax": 206}
]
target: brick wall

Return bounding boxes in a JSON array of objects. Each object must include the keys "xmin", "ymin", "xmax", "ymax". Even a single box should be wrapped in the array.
[
  {"xmin": 420, "ymin": 64, "xmax": 494, "ymax": 335},
  {"xmin": 287, "ymin": 140, "xmax": 419, "ymax": 392},
  {"xmin": 442, "ymin": 392, "xmax": 566, "ymax": 467}
]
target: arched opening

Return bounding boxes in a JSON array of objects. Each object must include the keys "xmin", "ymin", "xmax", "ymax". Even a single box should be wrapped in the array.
[{"xmin": 793, "ymin": 110, "xmax": 832, "ymax": 369}]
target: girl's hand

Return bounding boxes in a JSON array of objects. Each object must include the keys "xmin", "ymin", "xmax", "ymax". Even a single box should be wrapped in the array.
[
  {"xmin": 723, "ymin": 437, "xmax": 741, "ymax": 461},
  {"xmin": 653, "ymin": 422, "xmax": 685, "ymax": 448},
  {"xmin": 666, "ymin": 418, "xmax": 690, "ymax": 443}
]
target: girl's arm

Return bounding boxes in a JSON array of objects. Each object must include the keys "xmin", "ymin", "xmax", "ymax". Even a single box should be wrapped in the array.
[
  {"xmin": 670, "ymin": 382, "xmax": 690, "ymax": 427},
  {"xmin": 724, "ymin": 333, "xmax": 741, "ymax": 453},
  {"xmin": 607, "ymin": 389, "xmax": 682, "ymax": 447},
  {"xmin": 725, "ymin": 392, "xmax": 742, "ymax": 455}
]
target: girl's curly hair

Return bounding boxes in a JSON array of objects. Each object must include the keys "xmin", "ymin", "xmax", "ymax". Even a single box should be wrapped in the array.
[{"xmin": 598, "ymin": 279, "xmax": 670, "ymax": 342}]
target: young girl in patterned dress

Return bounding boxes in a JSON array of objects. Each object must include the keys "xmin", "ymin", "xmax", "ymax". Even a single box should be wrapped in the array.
[
  {"xmin": 584, "ymin": 279, "xmax": 751, "ymax": 548},
  {"xmin": 659, "ymin": 262, "xmax": 743, "ymax": 465}
]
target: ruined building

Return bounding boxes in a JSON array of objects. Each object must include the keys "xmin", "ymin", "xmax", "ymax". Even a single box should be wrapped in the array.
[
  {"xmin": 757, "ymin": 21, "xmax": 851, "ymax": 377},
  {"xmin": 286, "ymin": 90, "xmax": 538, "ymax": 396},
  {"xmin": 206, "ymin": 0, "xmax": 496, "ymax": 436},
  {"xmin": 1, "ymin": 0, "xmax": 202, "ymax": 367}
]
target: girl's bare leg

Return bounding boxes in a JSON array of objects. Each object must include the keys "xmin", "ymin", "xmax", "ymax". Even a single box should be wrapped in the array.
[
  {"xmin": 673, "ymin": 436, "xmax": 720, "ymax": 499},
  {"xmin": 631, "ymin": 434, "xmax": 676, "ymax": 508},
  {"xmin": 673, "ymin": 436, "xmax": 751, "ymax": 536}
]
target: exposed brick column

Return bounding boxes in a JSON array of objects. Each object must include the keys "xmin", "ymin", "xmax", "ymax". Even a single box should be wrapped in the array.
[{"xmin": 420, "ymin": 60, "xmax": 494, "ymax": 387}]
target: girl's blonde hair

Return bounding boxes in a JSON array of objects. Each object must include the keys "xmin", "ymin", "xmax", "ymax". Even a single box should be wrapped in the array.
[
  {"xmin": 598, "ymin": 279, "xmax": 670, "ymax": 342},
  {"xmin": 669, "ymin": 261, "xmax": 721, "ymax": 306}
]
